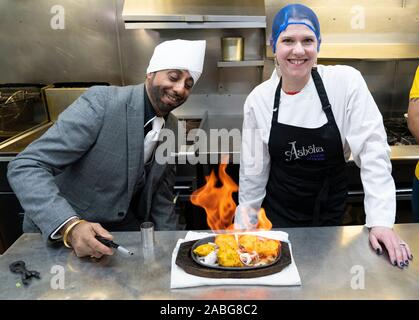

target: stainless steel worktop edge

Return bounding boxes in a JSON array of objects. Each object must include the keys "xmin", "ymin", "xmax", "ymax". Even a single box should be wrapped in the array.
[{"xmin": 0, "ymin": 224, "xmax": 417, "ymax": 299}]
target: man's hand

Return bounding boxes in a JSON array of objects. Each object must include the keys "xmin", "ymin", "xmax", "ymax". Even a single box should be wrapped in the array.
[
  {"xmin": 369, "ymin": 226, "xmax": 413, "ymax": 268},
  {"xmin": 62, "ymin": 219, "xmax": 114, "ymax": 258}
]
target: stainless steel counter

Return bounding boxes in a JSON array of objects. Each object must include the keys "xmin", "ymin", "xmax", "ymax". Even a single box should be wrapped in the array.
[
  {"xmin": 0, "ymin": 224, "xmax": 418, "ymax": 300},
  {"xmin": 389, "ymin": 145, "xmax": 419, "ymax": 160}
]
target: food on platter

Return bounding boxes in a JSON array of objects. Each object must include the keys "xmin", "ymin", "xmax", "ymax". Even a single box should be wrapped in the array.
[
  {"xmin": 215, "ymin": 234, "xmax": 239, "ymax": 250},
  {"xmin": 193, "ymin": 243, "xmax": 216, "ymax": 257},
  {"xmin": 239, "ymin": 234, "xmax": 280, "ymax": 259},
  {"xmin": 192, "ymin": 234, "xmax": 281, "ymax": 269},
  {"xmin": 217, "ymin": 245, "xmax": 244, "ymax": 267}
]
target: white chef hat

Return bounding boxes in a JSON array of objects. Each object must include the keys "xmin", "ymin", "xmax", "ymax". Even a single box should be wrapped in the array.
[{"xmin": 146, "ymin": 39, "xmax": 206, "ymax": 85}]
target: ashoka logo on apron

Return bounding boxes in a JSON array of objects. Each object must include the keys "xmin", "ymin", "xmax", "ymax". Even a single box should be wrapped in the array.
[{"xmin": 284, "ymin": 141, "xmax": 325, "ymax": 161}]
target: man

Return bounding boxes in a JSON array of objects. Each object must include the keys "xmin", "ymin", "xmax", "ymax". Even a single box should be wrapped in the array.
[
  {"xmin": 407, "ymin": 66, "xmax": 419, "ymax": 222},
  {"xmin": 7, "ymin": 39, "xmax": 206, "ymax": 258}
]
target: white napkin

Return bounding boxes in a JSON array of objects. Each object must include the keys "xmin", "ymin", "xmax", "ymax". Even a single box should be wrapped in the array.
[{"xmin": 170, "ymin": 231, "xmax": 302, "ymax": 289}]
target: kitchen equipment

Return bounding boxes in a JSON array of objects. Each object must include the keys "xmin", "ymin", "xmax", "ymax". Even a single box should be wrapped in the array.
[
  {"xmin": 384, "ymin": 117, "xmax": 417, "ymax": 146},
  {"xmin": 9, "ymin": 260, "xmax": 40, "ymax": 286},
  {"xmin": 0, "ymin": 84, "xmax": 49, "ymax": 143},
  {"xmin": 173, "ymin": 113, "xmax": 208, "ymax": 230},
  {"xmin": 140, "ymin": 222, "xmax": 155, "ymax": 249},
  {"xmin": 43, "ymin": 82, "xmax": 109, "ymax": 122},
  {"xmin": 0, "ymin": 91, "xmax": 35, "ymax": 128},
  {"xmin": 221, "ymin": 37, "xmax": 244, "ymax": 61}
]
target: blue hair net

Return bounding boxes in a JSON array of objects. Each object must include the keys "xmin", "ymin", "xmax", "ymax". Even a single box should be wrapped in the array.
[{"xmin": 271, "ymin": 4, "xmax": 321, "ymax": 53}]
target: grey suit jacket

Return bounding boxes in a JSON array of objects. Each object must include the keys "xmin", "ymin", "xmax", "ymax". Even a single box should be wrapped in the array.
[{"xmin": 7, "ymin": 84, "xmax": 179, "ymax": 242}]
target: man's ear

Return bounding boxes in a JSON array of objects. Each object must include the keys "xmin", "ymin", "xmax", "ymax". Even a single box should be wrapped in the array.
[{"xmin": 146, "ymin": 72, "xmax": 157, "ymax": 84}]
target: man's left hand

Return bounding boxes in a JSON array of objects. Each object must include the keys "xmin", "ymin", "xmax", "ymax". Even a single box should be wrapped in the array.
[{"xmin": 369, "ymin": 226, "xmax": 413, "ymax": 268}]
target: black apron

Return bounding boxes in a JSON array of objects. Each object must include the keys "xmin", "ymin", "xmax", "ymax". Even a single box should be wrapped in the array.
[{"xmin": 261, "ymin": 68, "xmax": 348, "ymax": 227}]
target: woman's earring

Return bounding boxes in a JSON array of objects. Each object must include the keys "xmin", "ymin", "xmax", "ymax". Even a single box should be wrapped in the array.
[{"xmin": 274, "ymin": 56, "xmax": 279, "ymax": 66}]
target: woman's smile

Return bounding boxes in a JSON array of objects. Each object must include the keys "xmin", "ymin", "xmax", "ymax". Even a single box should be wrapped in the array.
[{"xmin": 287, "ymin": 59, "xmax": 308, "ymax": 66}]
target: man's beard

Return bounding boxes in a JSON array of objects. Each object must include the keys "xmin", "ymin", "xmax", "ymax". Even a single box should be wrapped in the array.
[{"xmin": 150, "ymin": 84, "xmax": 185, "ymax": 116}]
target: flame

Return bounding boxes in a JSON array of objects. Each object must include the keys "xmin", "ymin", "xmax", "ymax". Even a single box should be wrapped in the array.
[
  {"xmin": 236, "ymin": 206, "xmax": 273, "ymax": 231},
  {"xmin": 190, "ymin": 163, "xmax": 272, "ymax": 231}
]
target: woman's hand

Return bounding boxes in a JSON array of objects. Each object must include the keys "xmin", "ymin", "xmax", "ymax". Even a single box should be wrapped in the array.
[
  {"xmin": 66, "ymin": 221, "xmax": 114, "ymax": 258},
  {"xmin": 369, "ymin": 226, "xmax": 413, "ymax": 268}
]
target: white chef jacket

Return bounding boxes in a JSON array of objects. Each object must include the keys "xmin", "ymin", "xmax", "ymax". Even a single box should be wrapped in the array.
[{"xmin": 239, "ymin": 64, "xmax": 396, "ymax": 228}]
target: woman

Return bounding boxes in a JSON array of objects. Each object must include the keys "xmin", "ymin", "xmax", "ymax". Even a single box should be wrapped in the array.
[{"xmin": 238, "ymin": 4, "xmax": 412, "ymax": 267}]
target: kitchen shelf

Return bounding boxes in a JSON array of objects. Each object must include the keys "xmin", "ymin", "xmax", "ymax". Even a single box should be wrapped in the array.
[
  {"xmin": 217, "ymin": 60, "xmax": 264, "ymax": 67},
  {"xmin": 124, "ymin": 21, "xmax": 265, "ymax": 29},
  {"xmin": 122, "ymin": 0, "xmax": 266, "ymax": 29}
]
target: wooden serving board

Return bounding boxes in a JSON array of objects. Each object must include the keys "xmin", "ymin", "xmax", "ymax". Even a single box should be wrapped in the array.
[{"xmin": 175, "ymin": 239, "xmax": 292, "ymax": 279}]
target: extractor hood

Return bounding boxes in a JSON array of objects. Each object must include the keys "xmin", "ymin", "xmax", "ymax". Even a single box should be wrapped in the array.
[{"xmin": 122, "ymin": 0, "xmax": 266, "ymax": 29}]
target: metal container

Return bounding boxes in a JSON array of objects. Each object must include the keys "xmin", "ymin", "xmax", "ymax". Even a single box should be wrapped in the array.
[
  {"xmin": 0, "ymin": 84, "xmax": 49, "ymax": 143},
  {"xmin": 43, "ymin": 82, "xmax": 109, "ymax": 122},
  {"xmin": 44, "ymin": 88, "xmax": 86, "ymax": 122},
  {"xmin": 140, "ymin": 222, "xmax": 155, "ymax": 249},
  {"xmin": 221, "ymin": 37, "xmax": 244, "ymax": 61}
]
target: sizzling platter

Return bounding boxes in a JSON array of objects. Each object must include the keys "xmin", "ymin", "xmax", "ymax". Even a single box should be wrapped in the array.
[{"xmin": 191, "ymin": 234, "xmax": 281, "ymax": 270}]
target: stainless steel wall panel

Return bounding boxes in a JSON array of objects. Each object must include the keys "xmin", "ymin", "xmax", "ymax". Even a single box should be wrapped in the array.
[
  {"xmin": 0, "ymin": 0, "xmax": 122, "ymax": 84},
  {"xmin": 357, "ymin": 60, "xmax": 396, "ymax": 114}
]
